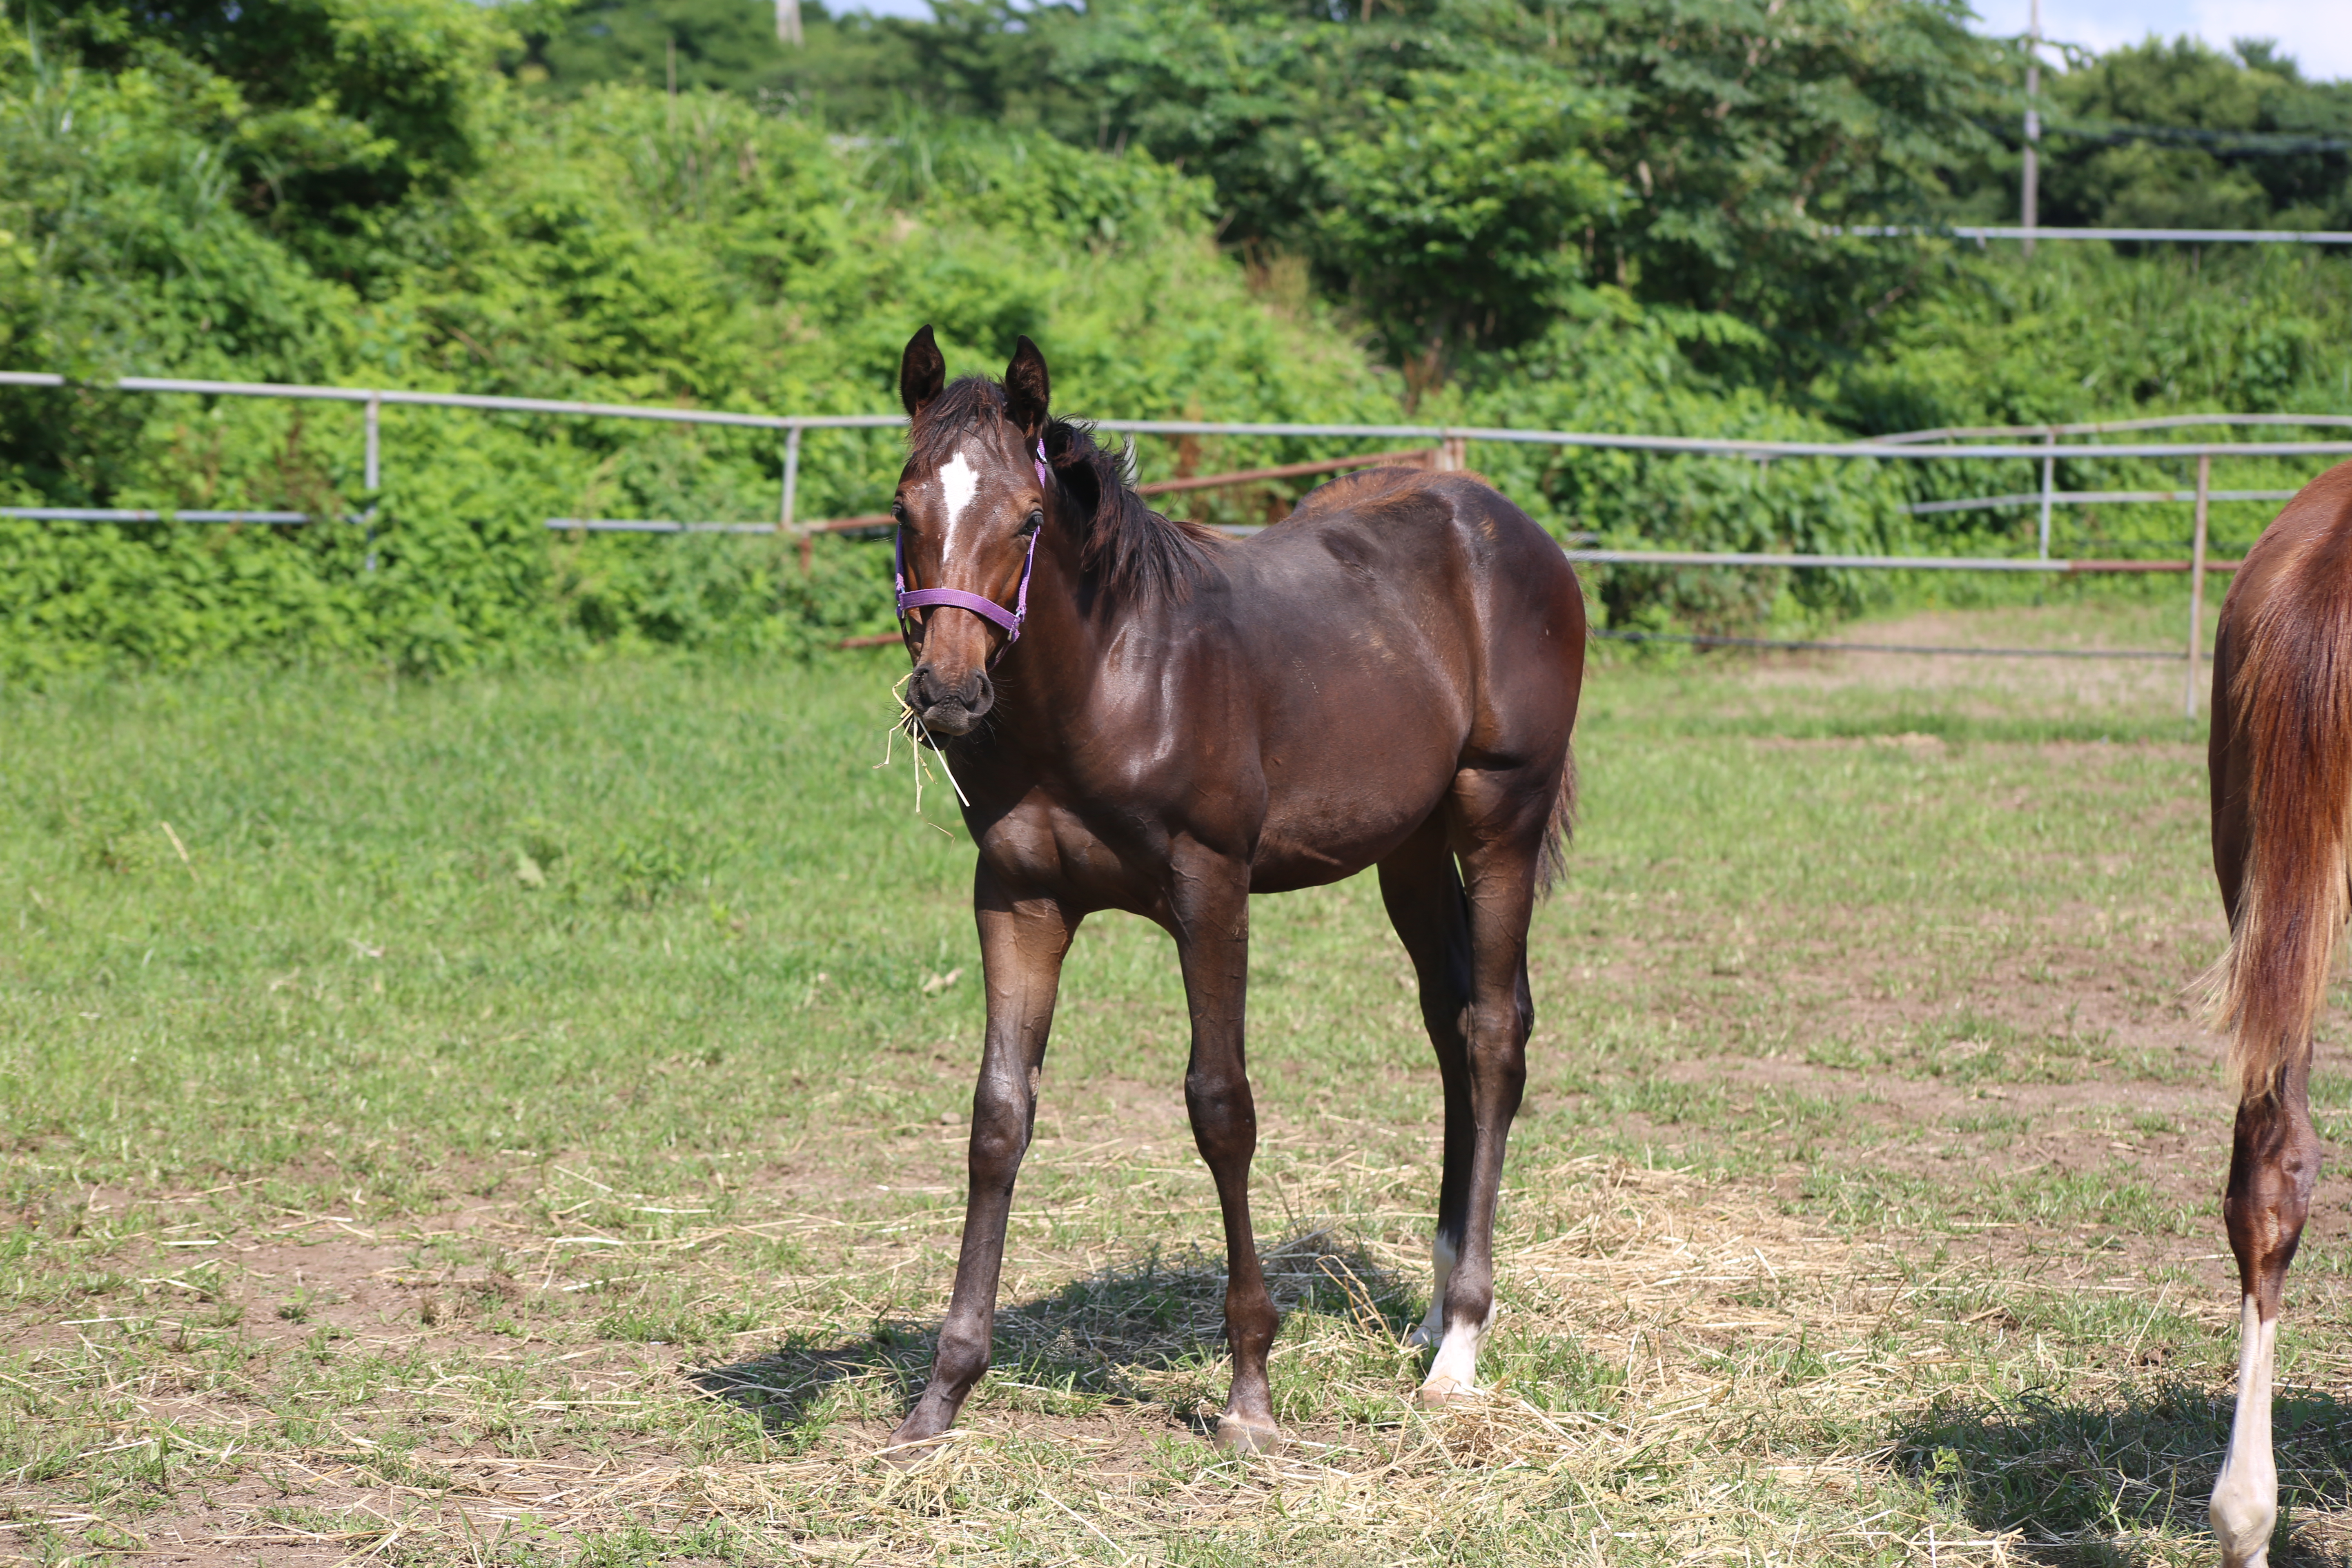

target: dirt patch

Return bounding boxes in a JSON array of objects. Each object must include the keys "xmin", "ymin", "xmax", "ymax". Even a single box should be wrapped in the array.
[{"xmin": 1730, "ymin": 605, "xmax": 2203, "ymax": 709}]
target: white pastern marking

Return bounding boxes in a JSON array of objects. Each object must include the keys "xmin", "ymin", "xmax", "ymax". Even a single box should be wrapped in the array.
[
  {"xmin": 1421, "ymin": 1296, "xmax": 1496, "ymax": 1396},
  {"xmin": 937, "ymin": 450, "xmax": 980, "ymax": 543},
  {"xmin": 2212, "ymin": 1294, "xmax": 2279, "ymax": 1567},
  {"xmin": 1407, "ymin": 1234, "xmax": 1457, "ymax": 1349}
]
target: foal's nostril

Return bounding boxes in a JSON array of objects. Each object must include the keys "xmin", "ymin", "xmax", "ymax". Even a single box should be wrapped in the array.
[{"xmin": 911, "ymin": 664, "xmax": 991, "ymax": 720}]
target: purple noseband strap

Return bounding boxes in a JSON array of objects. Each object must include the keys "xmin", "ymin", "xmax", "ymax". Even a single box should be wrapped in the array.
[{"xmin": 893, "ymin": 440, "xmax": 1053, "ymax": 655}]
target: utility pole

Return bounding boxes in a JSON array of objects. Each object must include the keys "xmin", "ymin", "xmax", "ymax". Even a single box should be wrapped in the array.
[
  {"xmin": 2021, "ymin": 0, "xmax": 2041, "ymax": 258},
  {"xmin": 777, "ymin": 0, "xmax": 803, "ymax": 46}
]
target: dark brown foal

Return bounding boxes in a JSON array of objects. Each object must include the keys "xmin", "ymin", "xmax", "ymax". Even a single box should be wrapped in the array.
[
  {"xmin": 880, "ymin": 327, "xmax": 1583, "ymax": 1455},
  {"xmin": 2203, "ymin": 459, "xmax": 2352, "ymax": 1567}
]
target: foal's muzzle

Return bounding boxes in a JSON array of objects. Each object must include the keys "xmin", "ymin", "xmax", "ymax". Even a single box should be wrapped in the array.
[{"xmin": 910, "ymin": 662, "xmax": 993, "ymax": 737}]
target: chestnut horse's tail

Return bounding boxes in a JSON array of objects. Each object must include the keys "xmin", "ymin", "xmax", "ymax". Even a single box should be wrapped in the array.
[{"xmin": 2205, "ymin": 524, "xmax": 2352, "ymax": 1102}]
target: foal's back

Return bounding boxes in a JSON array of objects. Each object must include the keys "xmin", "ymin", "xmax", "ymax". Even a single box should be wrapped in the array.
[{"xmin": 1199, "ymin": 466, "xmax": 1584, "ymax": 891}]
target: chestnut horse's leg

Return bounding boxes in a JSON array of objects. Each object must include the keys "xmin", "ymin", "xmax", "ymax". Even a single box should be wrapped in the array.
[
  {"xmin": 1415, "ymin": 775, "xmax": 1544, "ymax": 1404},
  {"xmin": 2214, "ymin": 1048, "xmax": 2320, "ymax": 1567},
  {"xmin": 2208, "ymin": 664, "xmax": 2321, "ymax": 1568},
  {"xmin": 1375, "ymin": 816, "xmax": 1476, "ymax": 1352},
  {"xmin": 885, "ymin": 869, "xmax": 1079, "ymax": 1456},
  {"xmin": 1167, "ymin": 853, "xmax": 1282, "ymax": 1451}
]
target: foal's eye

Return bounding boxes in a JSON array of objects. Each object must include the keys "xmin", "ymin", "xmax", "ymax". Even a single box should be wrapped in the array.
[
  {"xmin": 1021, "ymin": 509, "xmax": 1043, "ymax": 535},
  {"xmin": 891, "ymin": 500, "xmax": 909, "ymax": 523}
]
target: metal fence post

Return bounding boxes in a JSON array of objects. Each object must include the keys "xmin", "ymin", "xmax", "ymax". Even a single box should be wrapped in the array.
[
  {"xmin": 2184, "ymin": 450, "xmax": 2211, "ymax": 719},
  {"xmin": 2022, "ymin": 0, "xmax": 2041, "ymax": 260},
  {"xmin": 363, "ymin": 390, "xmax": 381, "ymax": 572},
  {"xmin": 780, "ymin": 423, "xmax": 806, "ymax": 571},
  {"xmin": 2037, "ymin": 428, "xmax": 2054, "ymax": 559}
]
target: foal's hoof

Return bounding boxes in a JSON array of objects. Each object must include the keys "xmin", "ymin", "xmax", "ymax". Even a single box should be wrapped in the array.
[
  {"xmin": 1415, "ymin": 1376, "xmax": 1482, "ymax": 1409},
  {"xmin": 876, "ymin": 1425, "xmax": 956, "ymax": 1468},
  {"xmin": 1214, "ymin": 1414, "xmax": 1283, "ymax": 1454}
]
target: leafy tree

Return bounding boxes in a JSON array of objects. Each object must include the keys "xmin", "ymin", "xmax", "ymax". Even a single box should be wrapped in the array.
[
  {"xmin": 1302, "ymin": 67, "xmax": 1616, "ymax": 385},
  {"xmin": 533, "ymin": 0, "xmax": 2000, "ymax": 388},
  {"xmin": 31, "ymin": 0, "xmax": 512, "ymax": 282},
  {"xmin": 1558, "ymin": 0, "xmax": 1995, "ymax": 379},
  {"xmin": 2034, "ymin": 37, "xmax": 2352, "ymax": 232},
  {"xmin": 522, "ymin": 0, "xmax": 1082, "ymax": 130}
]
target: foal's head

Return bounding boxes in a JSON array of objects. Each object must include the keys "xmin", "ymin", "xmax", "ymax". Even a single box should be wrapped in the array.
[
  {"xmin": 892, "ymin": 326, "xmax": 1058, "ymax": 737},
  {"xmin": 892, "ymin": 326, "xmax": 1221, "ymax": 737}
]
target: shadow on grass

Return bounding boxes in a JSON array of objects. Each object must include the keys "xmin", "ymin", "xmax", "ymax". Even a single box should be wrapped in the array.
[
  {"xmin": 688, "ymin": 1229, "xmax": 1422, "ymax": 1437},
  {"xmin": 1895, "ymin": 1381, "xmax": 2352, "ymax": 1564}
]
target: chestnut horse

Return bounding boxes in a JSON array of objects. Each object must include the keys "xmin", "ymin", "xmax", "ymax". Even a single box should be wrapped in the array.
[
  {"xmin": 2204, "ymin": 459, "xmax": 2352, "ymax": 1566},
  {"xmin": 880, "ymin": 327, "xmax": 1584, "ymax": 1454}
]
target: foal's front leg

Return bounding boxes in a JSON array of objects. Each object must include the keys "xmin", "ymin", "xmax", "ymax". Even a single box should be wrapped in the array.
[
  {"xmin": 885, "ymin": 875, "xmax": 1078, "ymax": 1455},
  {"xmin": 1169, "ymin": 858, "xmax": 1283, "ymax": 1451}
]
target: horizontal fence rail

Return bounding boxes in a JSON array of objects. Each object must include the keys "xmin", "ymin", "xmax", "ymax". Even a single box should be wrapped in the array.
[
  {"xmin": 0, "ymin": 505, "xmax": 315, "ymax": 524},
  {"xmin": 1562, "ymin": 549, "xmax": 2242, "ymax": 573},
  {"xmin": 546, "ymin": 518, "xmax": 784, "ymax": 535},
  {"xmin": 1871, "ymin": 413, "xmax": 2352, "ymax": 443},
  {"xmin": 1904, "ymin": 489, "xmax": 2297, "ymax": 515},
  {"xmin": 1832, "ymin": 226, "xmax": 2352, "ymax": 245}
]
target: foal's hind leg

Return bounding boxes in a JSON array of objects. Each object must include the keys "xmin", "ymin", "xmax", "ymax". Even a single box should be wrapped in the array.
[
  {"xmin": 1385, "ymin": 780, "xmax": 1545, "ymax": 1404},
  {"xmin": 1376, "ymin": 817, "xmax": 1475, "ymax": 1353}
]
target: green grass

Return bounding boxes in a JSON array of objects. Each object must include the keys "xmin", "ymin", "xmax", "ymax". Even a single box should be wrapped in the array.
[{"xmin": 2, "ymin": 600, "xmax": 2346, "ymax": 1564}]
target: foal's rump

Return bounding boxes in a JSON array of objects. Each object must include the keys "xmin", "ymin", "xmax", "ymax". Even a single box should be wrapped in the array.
[
  {"xmin": 2206, "ymin": 459, "xmax": 2352, "ymax": 1101},
  {"xmin": 1219, "ymin": 468, "xmax": 1584, "ymax": 887}
]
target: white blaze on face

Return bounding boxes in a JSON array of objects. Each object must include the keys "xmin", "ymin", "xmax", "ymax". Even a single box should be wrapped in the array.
[{"xmin": 937, "ymin": 450, "xmax": 980, "ymax": 555}]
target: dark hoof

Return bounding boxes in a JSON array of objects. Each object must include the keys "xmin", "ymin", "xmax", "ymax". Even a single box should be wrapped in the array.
[
  {"xmin": 1215, "ymin": 1414, "xmax": 1283, "ymax": 1454},
  {"xmin": 877, "ymin": 1425, "xmax": 956, "ymax": 1467}
]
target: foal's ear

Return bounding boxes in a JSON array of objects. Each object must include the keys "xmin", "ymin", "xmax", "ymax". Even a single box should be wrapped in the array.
[
  {"xmin": 899, "ymin": 325, "xmax": 946, "ymax": 421},
  {"xmin": 1002, "ymin": 335, "xmax": 1051, "ymax": 438}
]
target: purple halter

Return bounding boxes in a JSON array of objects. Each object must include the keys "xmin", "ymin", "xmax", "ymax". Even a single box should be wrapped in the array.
[{"xmin": 893, "ymin": 440, "xmax": 1052, "ymax": 656}]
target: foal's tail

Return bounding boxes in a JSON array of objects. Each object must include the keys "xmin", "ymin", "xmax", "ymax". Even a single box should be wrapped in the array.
[
  {"xmin": 2205, "ymin": 526, "xmax": 2352, "ymax": 1102},
  {"xmin": 1536, "ymin": 745, "xmax": 1577, "ymax": 896}
]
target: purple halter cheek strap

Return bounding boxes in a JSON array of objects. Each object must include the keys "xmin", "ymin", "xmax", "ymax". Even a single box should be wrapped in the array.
[{"xmin": 893, "ymin": 440, "xmax": 1053, "ymax": 655}]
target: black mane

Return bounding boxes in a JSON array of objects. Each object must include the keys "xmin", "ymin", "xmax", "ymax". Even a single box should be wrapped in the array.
[{"xmin": 909, "ymin": 375, "xmax": 1219, "ymax": 605}]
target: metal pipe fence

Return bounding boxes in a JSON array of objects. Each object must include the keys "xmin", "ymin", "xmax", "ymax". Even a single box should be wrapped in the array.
[
  {"xmin": 0, "ymin": 506, "xmax": 314, "ymax": 524},
  {"xmin": 10, "ymin": 369, "xmax": 2349, "ymax": 717},
  {"xmin": 1833, "ymin": 226, "xmax": 2352, "ymax": 245}
]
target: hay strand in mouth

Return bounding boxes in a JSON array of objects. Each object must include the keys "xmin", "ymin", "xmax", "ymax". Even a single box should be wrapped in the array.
[{"xmin": 876, "ymin": 670, "xmax": 971, "ymax": 820}]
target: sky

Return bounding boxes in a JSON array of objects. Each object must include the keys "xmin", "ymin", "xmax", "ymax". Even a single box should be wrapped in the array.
[{"xmin": 1969, "ymin": 0, "xmax": 2352, "ymax": 79}]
